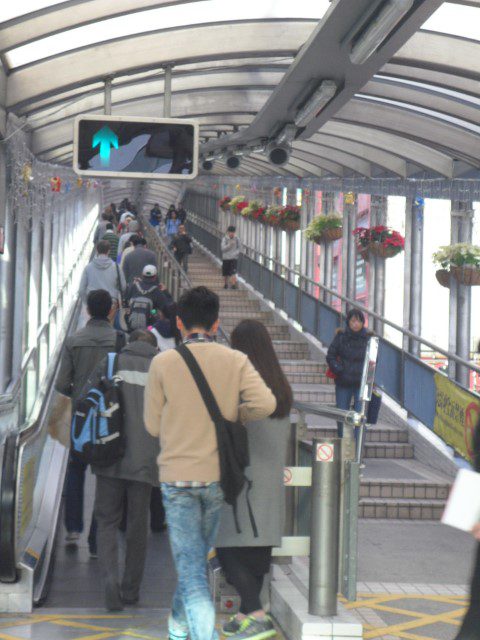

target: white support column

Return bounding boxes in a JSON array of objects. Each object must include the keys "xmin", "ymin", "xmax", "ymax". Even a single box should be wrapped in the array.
[{"xmin": 449, "ymin": 200, "xmax": 473, "ymax": 387}]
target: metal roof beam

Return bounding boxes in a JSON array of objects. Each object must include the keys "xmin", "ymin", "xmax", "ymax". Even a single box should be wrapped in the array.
[{"xmin": 201, "ymin": 0, "xmax": 443, "ymax": 154}]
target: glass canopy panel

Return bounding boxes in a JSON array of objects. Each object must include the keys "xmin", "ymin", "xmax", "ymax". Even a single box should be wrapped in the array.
[
  {"xmin": 5, "ymin": 0, "xmax": 330, "ymax": 68},
  {"xmin": 374, "ymin": 75, "xmax": 480, "ymax": 107},
  {"xmin": 421, "ymin": 2, "xmax": 480, "ymax": 41},
  {"xmin": 0, "ymin": 0, "xmax": 67, "ymax": 22},
  {"xmin": 356, "ymin": 94, "xmax": 480, "ymax": 135}
]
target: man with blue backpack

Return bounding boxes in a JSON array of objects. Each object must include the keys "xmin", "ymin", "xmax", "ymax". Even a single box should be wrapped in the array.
[
  {"xmin": 80, "ymin": 329, "xmax": 160, "ymax": 611},
  {"xmin": 56, "ymin": 289, "xmax": 126, "ymax": 556}
]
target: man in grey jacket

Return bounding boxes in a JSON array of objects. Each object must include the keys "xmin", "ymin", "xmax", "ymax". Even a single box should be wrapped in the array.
[
  {"xmin": 88, "ymin": 330, "xmax": 159, "ymax": 611},
  {"xmin": 122, "ymin": 236, "xmax": 158, "ymax": 285},
  {"xmin": 79, "ymin": 240, "xmax": 126, "ymax": 308},
  {"xmin": 221, "ymin": 225, "xmax": 241, "ymax": 289},
  {"xmin": 55, "ymin": 290, "xmax": 125, "ymax": 554}
]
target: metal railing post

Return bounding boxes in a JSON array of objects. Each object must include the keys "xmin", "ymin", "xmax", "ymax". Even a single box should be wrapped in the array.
[{"xmin": 309, "ymin": 437, "xmax": 341, "ymax": 617}]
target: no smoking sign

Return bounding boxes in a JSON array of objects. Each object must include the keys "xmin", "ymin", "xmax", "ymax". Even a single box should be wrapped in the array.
[{"xmin": 316, "ymin": 443, "xmax": 334, "ymax": 463}]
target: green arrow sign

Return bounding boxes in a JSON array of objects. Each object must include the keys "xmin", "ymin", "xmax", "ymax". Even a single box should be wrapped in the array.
[{"xmin": 92, "ymin": 126, "xmax": 119, "ymax": 166}]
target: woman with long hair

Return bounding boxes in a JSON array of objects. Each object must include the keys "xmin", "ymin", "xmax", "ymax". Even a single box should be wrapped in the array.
[
  {"xmin": 216, "ymin": 319, "xmax": 293, "ymax": 640},
  {"xmin": 149, "ymin": 302, "xmax": 181, "ymax": 351}
]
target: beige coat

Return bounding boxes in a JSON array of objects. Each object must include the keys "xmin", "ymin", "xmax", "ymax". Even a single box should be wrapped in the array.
[{"xmin": 144, "ymin": 342, "xmax": 277, "ymax": 483}]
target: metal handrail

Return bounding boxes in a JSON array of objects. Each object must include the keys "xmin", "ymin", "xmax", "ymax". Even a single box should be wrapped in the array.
[{"xmin": 189, "ymin": 212, "xmax": 480, "ymax": 377}]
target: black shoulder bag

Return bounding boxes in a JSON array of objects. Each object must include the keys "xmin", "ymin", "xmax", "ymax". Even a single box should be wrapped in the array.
[{"xmin": 176, "ymin": 344, "xmax": 258, "ymax": 537}]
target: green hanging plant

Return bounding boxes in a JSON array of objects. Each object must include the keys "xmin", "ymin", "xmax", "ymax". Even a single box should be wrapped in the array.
[{"xmin": 304, "ymin": 213, "xmax": 343, "ymax": 244}]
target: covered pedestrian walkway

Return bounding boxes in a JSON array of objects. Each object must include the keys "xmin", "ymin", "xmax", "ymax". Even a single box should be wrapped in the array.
[{"xmin": 1, "ymin": 2, "xmax": 480, "ymax": 640}]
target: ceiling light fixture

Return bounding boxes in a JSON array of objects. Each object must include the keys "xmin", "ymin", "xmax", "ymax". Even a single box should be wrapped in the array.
[
  {"xmin": 294, "ymin": 80, "xmax": 338, "ymax": 127},
  {"xmin": 350, "ymin": 0, "xmax": 414, "ymax": 65}
]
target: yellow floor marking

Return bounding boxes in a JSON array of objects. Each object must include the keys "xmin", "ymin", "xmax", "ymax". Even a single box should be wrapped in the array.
[
  {"xmin": 51, "ymin": 619, "xmax": 120, "ymax": 631},
  {"xmin": 68, "ymin": 632, "xmax": 123, "ymax": 640},
  {"xmin": 362, "ymin": 609, "xmax": 464, "ymax": 639},
  {"xmin": 367, "ymin": 602, "xmax": 467, "ymax": 621},
  {"xmin": 0, "ymin": 616, "xmax": 58, "ymax": 629},
  {"xmin": 396, "ymin": 632, "xmax": 456, "ymax": 640},
  {"xmin": 0, "ymin": 632, "xmax": 28, "ymax": 640}
]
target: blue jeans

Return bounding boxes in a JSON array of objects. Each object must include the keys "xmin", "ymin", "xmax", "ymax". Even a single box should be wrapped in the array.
[
  {"xmin": 161, "ymin": 482, "xmax": 223, "ymax": 640},
  {"xmin": 335, "ymin": 385, "xmax": 361, "ymax": 440},
  {"xmin": 64, "ymin": 452, "xmax": 97, "ymax": 551}
]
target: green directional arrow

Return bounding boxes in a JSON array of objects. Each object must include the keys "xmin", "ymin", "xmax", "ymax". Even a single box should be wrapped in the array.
[{"xmin": 92, "ymin": 126, "xmax": 119, "ymax": 166}]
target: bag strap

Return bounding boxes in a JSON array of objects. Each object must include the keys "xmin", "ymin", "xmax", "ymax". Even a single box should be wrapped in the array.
[
  {"xmin": 176, "ymin": 344, "xmax": 223, "ymax": 424},
  {"xmin": 107, "ymin": 352, "xmax": 118, "ymax": 379},
  {"xmin": 115, "ymin": 263, "xmax": 124, "ymax": 307}
]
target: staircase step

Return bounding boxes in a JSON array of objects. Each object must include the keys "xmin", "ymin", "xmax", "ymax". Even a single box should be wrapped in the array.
[
  {"xmin": 221, "ymin": 310, "xmax": 273, "ymax": 321},
  {"xmin": 218, "ymin": 302, "xmax": 261, "ymax": 311},
  {"xmin": 273, "ymin": 342, "xmax": 310, "ymax": 359},
  {"xmin": 363, "ymin": 442, "xmax": 414, "ymax": 459},
  {"xmin": 359, "ymin": 480, "xmax": 449, "ymax": 500},
  {"xmin": 222, "ymin": 324, "xmax": 291, "ymax": 340},
  {"xmin": 309, "ymin": 424, "xmax": 409, "ymax": 443},
  {"xmin": 359, "ymin": 498, "xmax": 445, "ymax": 520},
  {"xmin": 280, "ymin": 360, "xmax": 327, "ymax": 374},
  {"xmin": 286, "ymin": 371, "xmax": 330, "ymax": 384},
  {"xmin": 291, "ymin": 384, "xmax": 335, "ymax": 403}
]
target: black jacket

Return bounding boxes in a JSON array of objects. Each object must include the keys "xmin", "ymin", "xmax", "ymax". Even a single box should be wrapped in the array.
[
  {"xmin": 326, "ymin": 327, "xmax": 371, "ymax": 388},
  {"xmin": 171, "ymin": 233, "xmax": 192, "ymax": 257}
]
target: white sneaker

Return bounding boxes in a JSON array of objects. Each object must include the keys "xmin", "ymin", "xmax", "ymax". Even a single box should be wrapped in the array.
[
  {"xmin": 168, "ymin": 614, "xmax": 188, "ymax": 640},
  {"xmin": 65, "ymin": 531, "xmax": 80, "ymax": 543}
]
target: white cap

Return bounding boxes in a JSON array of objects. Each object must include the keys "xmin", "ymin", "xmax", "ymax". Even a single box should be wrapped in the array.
[{"xmin": 142, "ymin": 264, "xmax": 157, "ymax": 277}]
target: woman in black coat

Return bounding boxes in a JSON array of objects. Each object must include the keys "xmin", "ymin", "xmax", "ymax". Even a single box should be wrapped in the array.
[
  {"xmin": 326, "ymin": 309, "xmax": 371, "ymax": 439},
  {"xmin": 454, "ymin": 421, "xmax": 480, "ymax": 639}
]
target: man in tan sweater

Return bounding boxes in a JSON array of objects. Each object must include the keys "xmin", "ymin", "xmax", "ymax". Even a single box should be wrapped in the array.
[{"xmin": 144, "ymin": 286, "xmax": 276, "ymax": 640}]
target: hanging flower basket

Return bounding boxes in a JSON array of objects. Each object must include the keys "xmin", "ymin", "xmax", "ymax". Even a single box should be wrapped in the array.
[
  {"xmin": 280, "ymin": 219, "xmax": 301, "ymax": 232},
  {"xmin": 435, "ymin": 269, "xmax": 450, "ymax": 288},
  {"xmin": 322, "ymin": 227, "xmax": 343, "ymax": 242},
  {"xmin": 305, "ymin": 213, "xmax": 343, "ymax": 244},
  {"xmin": 451, "ymin": 266, "xmax": 480, "ymax": 286},
  {"xmin": 433, "ymin": 244, "xmax": 480, "ymax": 287},
  {"xmin": 219, "ymin": 196, "xmax": 231, "ymax": 212},
  {"xmin": 369, "ymin": 243, "xmax": 401, "ymax": 259},
  {"xmin": 358, "ymin": 245, "xmax": 370, "ymax": 260}
]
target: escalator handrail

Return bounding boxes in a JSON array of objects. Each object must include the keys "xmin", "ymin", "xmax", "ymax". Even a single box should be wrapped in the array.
[{"xmin": 0, "ymin": 433, "xmax": 19, "ymax": 582}]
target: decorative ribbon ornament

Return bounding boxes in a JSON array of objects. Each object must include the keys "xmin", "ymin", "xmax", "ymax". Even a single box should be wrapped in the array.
[
  {"xmin": 22, "ymin": 162, "xmax": 33, "ymax": 184},
  {"xmin": 50, "ymin": 176, "xmax": 61, "ymax": 192}
]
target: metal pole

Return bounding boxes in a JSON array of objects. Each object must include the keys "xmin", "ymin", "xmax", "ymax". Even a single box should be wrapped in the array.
[
  {"xmin": 448, "ymin": 205, "xmax": 460, "ymax": 380},
  {"xmin": 402, "ymin": 197, "xmax": 413, "ymax": 353},
  {"xmin": 163, "ymin": 65, "xmax": 173, "ymax": 118},
  {"xmin": 345, "ymin": 195, "xmax": 357, "ymax": 309},
  {"xmin": 455, "ymin": 201, "xmax": 473, "ymax": 388},
  {"xmin": 309, "ymin": 438, "xmax": 341, "ymax": 617},
  {"xmin": 104, "ymin": 77, "xmax": 113, "ymax": 115},
  {"xmin": 409, "ymin": 198, "xmax": 424, "ymax": 356},
  {"xmin": 371, "ymin": 195, "xmax": 386, "ymax": 336}
]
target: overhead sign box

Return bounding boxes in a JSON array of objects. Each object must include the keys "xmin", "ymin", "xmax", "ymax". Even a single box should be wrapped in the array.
[{"xmin": 73, "ymin": 115, "xmax": 199, "ymax": 180}]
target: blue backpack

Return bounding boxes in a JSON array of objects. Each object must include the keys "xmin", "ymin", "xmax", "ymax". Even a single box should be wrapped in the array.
[{"xmin": 71, "ymin": 353, "xmax": 125, "ymax": 467}]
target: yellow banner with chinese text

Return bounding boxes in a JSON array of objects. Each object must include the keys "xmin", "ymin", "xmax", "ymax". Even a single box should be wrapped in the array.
[{"xmin": 434, "ymin": 373, "xmax": 480, "ymax": 462}]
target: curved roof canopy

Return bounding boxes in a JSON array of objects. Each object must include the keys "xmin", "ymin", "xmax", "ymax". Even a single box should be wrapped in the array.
[{"xmin": 0, "ymin": 0, "xmax": 479, "ymax": 195}]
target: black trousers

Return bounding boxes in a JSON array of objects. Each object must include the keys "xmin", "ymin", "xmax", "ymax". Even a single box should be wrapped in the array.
[
  {"xmin": 216, "ymin": 546, "xmax": 272, "ymax": 615},
  {"xmin": 456, "ymin": 543, "xmax": 480, "ymax": 639}
]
